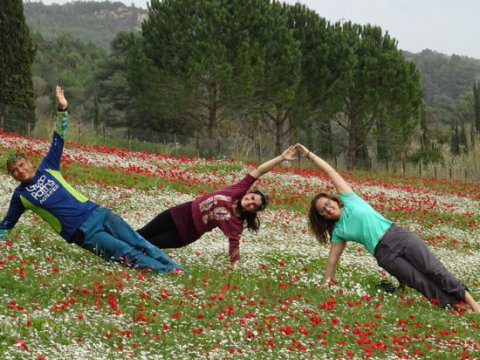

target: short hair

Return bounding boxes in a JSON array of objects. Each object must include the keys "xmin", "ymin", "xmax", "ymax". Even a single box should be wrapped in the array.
[{"xmin": 5, "ymin": 151, "xmax": 27, "ymax": 173}]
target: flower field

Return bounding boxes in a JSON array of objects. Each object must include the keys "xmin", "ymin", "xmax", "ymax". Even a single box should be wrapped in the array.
[{"xmin": 1, "ymin": 130, "xmax": 480, "ymax": 359}]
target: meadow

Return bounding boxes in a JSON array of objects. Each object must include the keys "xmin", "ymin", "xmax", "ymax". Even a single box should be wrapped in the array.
[{"xmin": 1, "ymin": 130, "xmax": 480, "ymax": 359}]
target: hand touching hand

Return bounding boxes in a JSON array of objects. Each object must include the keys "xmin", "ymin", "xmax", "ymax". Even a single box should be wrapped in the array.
[
  {"xmin": 281, "ymin": 145, "xmax": 297, "ymax": 161},
  {"xmin": 294, "ymin": 143, "xmax": 309, "ymax": 157}
]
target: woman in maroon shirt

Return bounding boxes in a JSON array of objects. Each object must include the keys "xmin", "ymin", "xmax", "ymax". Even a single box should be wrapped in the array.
[{"xmin": 138, "ymin": 146, "xmax": 297, "ymax": 264}]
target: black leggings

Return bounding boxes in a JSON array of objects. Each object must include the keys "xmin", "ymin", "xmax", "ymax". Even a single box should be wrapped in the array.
[{"xmin": 137, "ymin": 210, "xmax": 184, "ymax": 248}]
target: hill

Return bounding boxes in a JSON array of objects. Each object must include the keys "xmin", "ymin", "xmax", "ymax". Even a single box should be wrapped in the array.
[
  {"xmin": 404, "ymin": 49, "xmax": 480, "ymax": 106},
  {"xmin": 24, "ymin": 1, "xmax": 147, "ymax": 50}
]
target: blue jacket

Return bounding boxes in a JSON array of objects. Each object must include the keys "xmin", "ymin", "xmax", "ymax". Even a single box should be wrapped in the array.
[{"xmin": 0, "ymin": 112, "xmax": 97, "ymax": 241}]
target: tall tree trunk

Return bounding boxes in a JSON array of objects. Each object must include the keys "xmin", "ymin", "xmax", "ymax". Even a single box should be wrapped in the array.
[
  {"xmin": 346, "ymin": 113, "xmax": 359, "ymax": 170},
  {"xmin": 318, "ymin": 119, "xmax": 334, "ymax": 157},
  {"xmin": 355, "ymin": 142, "xmax": 369, "ymax": 169},
  {"xmin": 273, "ymin": 110, "xmax": 290, "ymax": 156},
  {"xmin": 346, "ymin": 109, "xmax": 375, "ymax": 170},
  {"xmin": 207, "ymin": 81, "xmax": 218, "ymax": 156}
]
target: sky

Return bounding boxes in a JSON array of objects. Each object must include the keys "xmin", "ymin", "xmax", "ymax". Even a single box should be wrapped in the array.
[{"xmin": 30, "ymin": 0, "xmax": 480, "ymax": 59}]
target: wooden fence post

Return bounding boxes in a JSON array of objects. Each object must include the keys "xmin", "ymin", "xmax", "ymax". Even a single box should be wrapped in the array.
[{"xmin": 196, "ymin": 131, "xmax": 200, "ymax": 157}]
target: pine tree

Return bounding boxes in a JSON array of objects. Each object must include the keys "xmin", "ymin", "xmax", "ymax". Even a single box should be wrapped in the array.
[{"xmin": 0, "ymin": 0, "xmax": 36, "ymax": 134}]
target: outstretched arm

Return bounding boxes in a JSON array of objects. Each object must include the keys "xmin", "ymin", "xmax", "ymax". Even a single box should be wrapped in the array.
[
  {"xmin": 322, "ymin": 241, "xmax": 346, "ymax": 285},
  {"xmin": 295, "ymin": 144, "xmax": 352, "ymax": 194},
  {"xmin": 228, "ymin": 237, "xmax": 240, "ymax": 264},
  {"xmin": 0, "ymin": 197, "xmax": 26, "ymax": 240},
  {"xmin": 249, "ymin": 145, "xmax": 297, "ymax": 179}
]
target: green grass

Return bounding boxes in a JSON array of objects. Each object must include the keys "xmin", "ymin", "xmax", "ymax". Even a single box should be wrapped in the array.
[{"xmin": 1, "ymin": 140, "xmax": 480, "ymax": 359}]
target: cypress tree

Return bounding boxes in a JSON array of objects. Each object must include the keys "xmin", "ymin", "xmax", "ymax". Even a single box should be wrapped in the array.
[
  {"xmin": 450, "ymin": 124, "xmax": 460, "ymax": 155},
  {"xmin": 420, "ymin": 101, "xmax": 428, "ymax": 148},
  {"xmin": 460, "ymin": 122, "xmax": 468, "ymax": 153},
  {"xmin": 474, "ymin": 81, "xmax": 480, "ymax": 132},
  {"xmin": 0, "ymin": 0, "xmax": 36, "ymax": 134}
]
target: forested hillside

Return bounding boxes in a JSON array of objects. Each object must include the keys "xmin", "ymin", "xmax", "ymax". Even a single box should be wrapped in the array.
[
  {"xmin": 24, "ymin": 1, "xmax": 147, "ymax": 49},
  {"xmin": 404, "ymin": 50, "xmax": 480, "ymax": 106}
]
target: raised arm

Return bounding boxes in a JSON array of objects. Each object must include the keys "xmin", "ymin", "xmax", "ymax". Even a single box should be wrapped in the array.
[
  {"xmin": 249, "ymin": 145, "xmax": 297, "ymax": 179},
  {"xmin": 295, "ymin": 144, "xmax": 352, "ymax": 194},
  {"xmin": 55, "ymin": 85, "xmax": 68, "ymax": 138},
  {"xmin": 56, "ymin": 85, "xmax": 68, "ymax": 111}
]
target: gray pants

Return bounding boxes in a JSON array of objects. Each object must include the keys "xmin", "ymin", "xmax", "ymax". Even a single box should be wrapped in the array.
[{"xmin": 374, "ymin": 224, "xmax": 466, "ymax": 308}]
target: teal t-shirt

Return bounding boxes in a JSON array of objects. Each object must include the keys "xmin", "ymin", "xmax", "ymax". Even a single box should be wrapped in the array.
[{"xmin": 331, "ymin": 192, "xmax": 393, "ymax": 255}]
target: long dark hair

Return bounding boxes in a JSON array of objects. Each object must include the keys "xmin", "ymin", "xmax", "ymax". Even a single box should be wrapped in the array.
[
  {"xmin": 308, "ymin": 192, "xmax": 342, "ymax": 244},
  {"xmin": 237, "ymin": 190, "xmax": 268, "ymax": 232}
]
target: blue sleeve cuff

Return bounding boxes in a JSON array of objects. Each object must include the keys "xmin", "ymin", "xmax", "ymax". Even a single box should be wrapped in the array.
[{"xmin": 0, "ymin": 229, "xmax": 10, "ymax": 241}]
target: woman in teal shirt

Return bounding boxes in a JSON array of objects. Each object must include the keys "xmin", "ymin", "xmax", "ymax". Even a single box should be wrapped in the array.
[{"xmin": 295, "ymin": 143, "xmax": 480, "ymax": 312}]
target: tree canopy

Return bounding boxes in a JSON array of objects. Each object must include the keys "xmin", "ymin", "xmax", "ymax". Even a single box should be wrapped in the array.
[{"xmin": 22, "ymin": 0, "xmax": 480, "ymax": 169}]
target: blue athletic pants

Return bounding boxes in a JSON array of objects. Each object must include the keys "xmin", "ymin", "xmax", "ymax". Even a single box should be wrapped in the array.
[{"xmin": 79, "ymin": 207, "xmax": 184, "ymax": 273}]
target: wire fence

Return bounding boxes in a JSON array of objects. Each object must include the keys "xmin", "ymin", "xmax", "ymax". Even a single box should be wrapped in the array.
[{"xmin": 0, "ymin": 109, "xmax": 277, "ymax": 162}]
